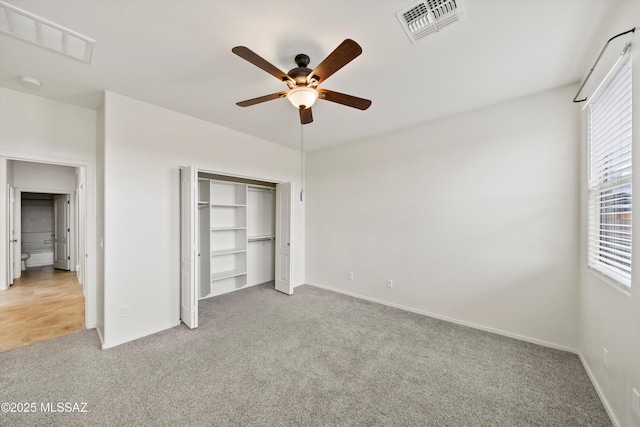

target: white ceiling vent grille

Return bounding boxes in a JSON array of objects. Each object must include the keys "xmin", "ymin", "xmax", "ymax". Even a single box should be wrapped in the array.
[
  {"xmin": 396, "ymin": 0, "xmax": 466, "ymax": 44},
  {"xmin": 0, "ymin": 1, "xmax": 94, "ymax": 63}
]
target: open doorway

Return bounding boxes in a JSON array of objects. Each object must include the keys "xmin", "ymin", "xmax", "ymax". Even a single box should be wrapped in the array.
[
  {"xmin": 1, "ymin": 160, "xmax": 87, "ymax": 351},
  {"xmin": 20, "ymin": 192, "xmax": 72, "ymax": 272}
]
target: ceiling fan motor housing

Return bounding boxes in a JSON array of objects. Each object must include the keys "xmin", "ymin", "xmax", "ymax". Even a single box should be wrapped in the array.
[{"xmin": 288, "ymin": 54, "xmax": 314, "ymax": 85}]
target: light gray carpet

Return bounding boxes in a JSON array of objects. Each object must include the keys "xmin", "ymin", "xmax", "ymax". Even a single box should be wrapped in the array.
[{"xmin": 0, "ymin": 284, "xmax": 610, "ymax": 426}]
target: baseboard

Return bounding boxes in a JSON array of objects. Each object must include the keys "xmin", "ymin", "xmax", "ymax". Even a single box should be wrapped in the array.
[
  {"xmin": 306, "ymin": 282, "xmax": 578, "ymax": 354},
  {"xmin": 578, "ymin": 352, "xmax": 619, "ymax": 427},
  {"xmin": 101, "ymin": 321, "xmax": 181, "ymax": 349},
  {"xmin": 27, "ymin": 261, "xmax": 54, "ymax": 268}
]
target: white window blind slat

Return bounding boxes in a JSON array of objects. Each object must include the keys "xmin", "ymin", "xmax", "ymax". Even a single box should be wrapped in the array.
[
  {"xmin": 587, "ymin": 54, "xmax": 632, "ymax": 289},
  {"xmin": 591, "ymin": 123, "xmax": 632, "ymax": 154},
  {"xmin": 590, "ymin": 120, "xmax": 632, "ymax": 152},
  {"xmin": 591, "ymin": 140, "xmax": 632, "ymax": 161},
  {"xmin": 591, "ymin": 104, "xmax": 631, "ymax": 127}
]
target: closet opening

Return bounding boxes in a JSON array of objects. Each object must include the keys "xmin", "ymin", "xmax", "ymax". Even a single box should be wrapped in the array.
[
  {"xmin": 180, "ymin": 166, "xmax": 293, "ymax": 329},
  {"xmin": 198, "ymin": 174, "xmax": 276, "ymax": 298}
]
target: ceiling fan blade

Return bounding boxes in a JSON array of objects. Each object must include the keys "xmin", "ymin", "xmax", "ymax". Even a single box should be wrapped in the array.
[
  {"xmin": 318, "ymin": 89, "xmax": 372, "ymax": 110},
  {"xmin": 307, "ymin": 39, "xmax": 362, "ymax": 84},
  {"xmin": 232, "ymin": 46, "xmax": 295, "ymax": 84},
  {"xmin": 236, "ymin": 92, "xmax": 287, "ymax": 107},
  {"xmin": 299, "ymin": 107, "xmax": 313, "ymax": 125}
]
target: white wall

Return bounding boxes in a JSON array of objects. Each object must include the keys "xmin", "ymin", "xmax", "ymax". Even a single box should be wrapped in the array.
[
  {"xmin": 13, "ymin": 161, "xmax": 76, "ymax": 192},
  {"xmin": 306, "ymin": 84, "xmax": 580, "ymax": 350},
  {"xmin": 101, "ymin": 91, "xmax": 305, "ymax": 348},
  {"xmin": 578, "ymin": 2, "xmax": 640, "ymax": 426},
  {"xmin": 0, "ymin": 88, "xmax": 98, "ymax": 327},
  {"xmin": 0, "ymin": 88, "xmax": 96, "ymax": 161}
]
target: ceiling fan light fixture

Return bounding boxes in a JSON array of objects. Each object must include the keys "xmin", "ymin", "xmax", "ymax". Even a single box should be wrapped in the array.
[
  {"xmin": 233, "ymin": 40, "xmax": 371, "ymax": 124},
  {"xmin": 287, "ymin": 86, "xmax": 318, "ymax": 109}
]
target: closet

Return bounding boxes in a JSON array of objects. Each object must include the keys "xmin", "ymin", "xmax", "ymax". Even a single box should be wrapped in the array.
[
  {"xmin": 180, "ymin": 166, "xmax": 293, "ymax": 329},
  {"xmin": 197, "ymin": 178, "xmax": 277, "ymax": 298}
]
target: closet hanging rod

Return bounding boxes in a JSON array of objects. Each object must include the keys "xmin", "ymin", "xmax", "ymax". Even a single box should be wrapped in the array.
[
  {"xmin": 573, "ymin": 27, "xmax": 635, "ymax": 103},
  {"xmin": 248, "ymin": 236, "xmax": 275, "ymax": 242},
  {"xmin": 248, "ymin": 184, "xmax": 275, "ymax": 191}
]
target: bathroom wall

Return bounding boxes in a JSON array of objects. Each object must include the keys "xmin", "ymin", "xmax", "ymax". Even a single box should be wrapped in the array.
[{"xmin": 21, "ymin": 193, "xmax": 55, "ymax": 267}]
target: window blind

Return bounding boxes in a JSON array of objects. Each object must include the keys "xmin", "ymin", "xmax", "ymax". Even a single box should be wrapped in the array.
[{"xmin": 587, "ymin": 54, "xmax": 632, "ymax": 288}]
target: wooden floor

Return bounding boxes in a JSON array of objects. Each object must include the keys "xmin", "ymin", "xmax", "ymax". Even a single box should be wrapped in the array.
[{"xmin": 0, "ymin": 266, "xmax": 84, "ymax": 352}]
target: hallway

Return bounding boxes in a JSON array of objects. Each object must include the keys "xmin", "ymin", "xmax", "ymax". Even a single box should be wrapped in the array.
[{"xmin": 0, "ymin": 266, "xmax": 84, "ymax": 352}]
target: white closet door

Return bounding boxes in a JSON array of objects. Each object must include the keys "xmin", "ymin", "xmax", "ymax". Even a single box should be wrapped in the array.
[
  {"xmin": 180, "ymin": 165, "xmax": 198, "ymax": 328},
  {"xmin": 53, "ymin": 194, "xmax": 70, "ymax": 270},
  {"xmin": 275, "ymin": 182, "xmax": 293, "ymax": 295}
]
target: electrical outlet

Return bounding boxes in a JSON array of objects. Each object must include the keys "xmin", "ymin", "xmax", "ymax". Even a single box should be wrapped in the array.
[
  {"xmin": 603, "ymin": 348, "xmax": 609, "ymax": 369},
  {"xmin": 632, "ymin": 388, "xmax": 640, "ymax": 418},
  {"xmin": 387, "ymin": 279, "xmax": 393, "ymax": 288},
  {"xmin": 348, "ymin": 272, "xmax": 354, "ymax": 280},
  {"xmin": 121, "ymin": 306, "xmax": 130, "ymax": 318}
]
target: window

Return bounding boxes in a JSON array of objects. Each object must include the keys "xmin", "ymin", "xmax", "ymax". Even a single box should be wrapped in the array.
[{"xmin": 587, "ymin": 54, "xmax": 632, "ymax": 288}]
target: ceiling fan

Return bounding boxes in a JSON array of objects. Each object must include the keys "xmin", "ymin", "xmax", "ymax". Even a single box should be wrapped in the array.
[{"xmin": 232, "ymin": 39, "xmax": 372, "ymax": 125}]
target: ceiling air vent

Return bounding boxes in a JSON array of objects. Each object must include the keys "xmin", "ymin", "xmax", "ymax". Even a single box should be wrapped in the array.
[
  {"xmin": 396, "ymin": 0, "xmax": 466, "ymax": 44},
  {"xmin": 0, "ymin": 1, "xmax": 95, "ymax": 63}
]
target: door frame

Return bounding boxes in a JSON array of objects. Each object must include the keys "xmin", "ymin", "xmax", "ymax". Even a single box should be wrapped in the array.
[
  {"xmin": 18, "ymin": 190, "xmax": 74, "ymax": 271},
  {"xmin": 0, "ymin": 154, "xmax": 97, "ymax": 329}
]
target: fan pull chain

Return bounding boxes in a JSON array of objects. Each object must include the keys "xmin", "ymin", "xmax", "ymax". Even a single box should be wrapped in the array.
[{"xmin": 300, "ymin": 123, "xmax": 305, "ymax": 202}]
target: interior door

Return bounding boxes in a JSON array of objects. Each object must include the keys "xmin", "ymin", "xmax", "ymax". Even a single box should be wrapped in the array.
[
  {"xmin": 180, "ymin": 165, "xmax": 198, "ymax": 329},
  {"xmin": 275, "ymin": 182, "xmax": 293, "ymax": 295},
  {"xmin": 13, "ymin": 188, "xmax": 21, "ymax": 279},
  {"xmin": 7, "ymin": 185, "xmax": 14, "ymax": 285},
  {"xmin": 53, "ymin": 194, "xmax": 70, "ymax": 270}
]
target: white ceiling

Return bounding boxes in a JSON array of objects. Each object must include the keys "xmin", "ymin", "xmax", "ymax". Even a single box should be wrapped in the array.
[{"xmin": 0, "ymin": 0, "xmax": 623, "ymax": 151}]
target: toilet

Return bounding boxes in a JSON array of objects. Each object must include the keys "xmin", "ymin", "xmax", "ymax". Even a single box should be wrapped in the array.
[{"xmin": 21, "ymin": 252, "xmax": 30, "ymax": 271}]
